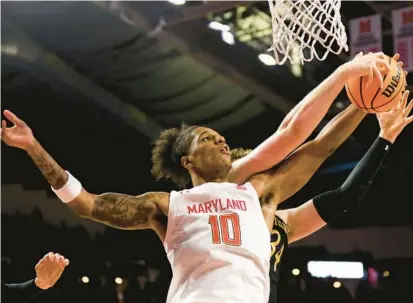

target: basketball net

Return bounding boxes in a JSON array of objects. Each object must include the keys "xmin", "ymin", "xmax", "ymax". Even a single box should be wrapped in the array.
[{"xmin": 268, "ymin": 0, "xmax": 348, "ymax": 65}]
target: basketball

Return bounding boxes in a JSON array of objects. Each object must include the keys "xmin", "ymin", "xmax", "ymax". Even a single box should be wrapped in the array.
[{"xmin": 345, "ymin": 55, "xmax": 406, "ymax": 113}]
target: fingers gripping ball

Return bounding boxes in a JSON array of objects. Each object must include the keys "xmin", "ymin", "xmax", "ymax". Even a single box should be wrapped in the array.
[{"xmin": 345, "ymin": 55, "xmax": 406, "ymax": 113}]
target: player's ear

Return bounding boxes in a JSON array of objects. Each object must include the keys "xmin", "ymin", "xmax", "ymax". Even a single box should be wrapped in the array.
[{"xmin": 181, "ymin": 155, "xmax": 194, "ymax": 170}]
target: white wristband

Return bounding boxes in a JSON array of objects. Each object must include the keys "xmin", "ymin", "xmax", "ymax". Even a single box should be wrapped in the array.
[{"xmin": 51, "ymin": 171, "xmax": 82, "ymax": 203}]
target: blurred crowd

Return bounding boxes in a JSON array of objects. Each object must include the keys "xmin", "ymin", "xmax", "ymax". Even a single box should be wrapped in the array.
[{"xmin": 2, "ymin": 209, "xmax": 412, "ymax": 303}]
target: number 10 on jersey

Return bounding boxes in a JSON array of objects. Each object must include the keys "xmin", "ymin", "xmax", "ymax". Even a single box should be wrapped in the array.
[{"xmin": 208, "ymin": 213, "xmax": 241, "ymax": 246}]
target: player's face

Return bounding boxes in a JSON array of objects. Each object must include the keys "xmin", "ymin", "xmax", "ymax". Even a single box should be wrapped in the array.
[{"xmin": 183, "ymin": 127, "xmax": 232, "ymax": 178}]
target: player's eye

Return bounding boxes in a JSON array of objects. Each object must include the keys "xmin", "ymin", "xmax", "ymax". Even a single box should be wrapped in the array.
[{"xmin": 202, "ymin": 136, "xmax": 210, "ymax": 142}]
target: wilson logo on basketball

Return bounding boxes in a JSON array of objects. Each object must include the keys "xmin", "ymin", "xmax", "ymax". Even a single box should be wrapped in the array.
[
  {"xmin": 382, "ymin": 65, "xmax": 402, "ymax": 98},
  {"xmin": 346, "ymin": 54, "xmax": 406, "ymax": 113}
]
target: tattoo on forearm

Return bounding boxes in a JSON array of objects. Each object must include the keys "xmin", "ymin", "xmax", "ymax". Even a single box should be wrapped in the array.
[
  {"xmin": 92, "ymin": 193, "xmax": 155, "ymax": 229},
  {"xmin": 29, "ymin": 141, "xmax": 68, "ymax": 189}
]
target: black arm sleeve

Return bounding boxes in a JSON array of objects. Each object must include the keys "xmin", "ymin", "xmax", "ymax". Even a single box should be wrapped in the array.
[
  {"xmin": 2, "ymin": 279, "xmax": 44, "ymax": 303},
  {"xmin": 313, "ymin": 136, "xmax": 391, "ymax": 223}
]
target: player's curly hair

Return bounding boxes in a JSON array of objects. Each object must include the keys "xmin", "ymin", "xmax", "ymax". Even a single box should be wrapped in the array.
[
  {"xmin": 151, "ymin": 124, "xmax": 199, "ymax": 188},
  {"xmin": 230, "ymin": 147, "xmax": 252, "ymax": 162},
  {"xmin": 152, "ymin": 125, "xmax": 253, "ymax": 188}
]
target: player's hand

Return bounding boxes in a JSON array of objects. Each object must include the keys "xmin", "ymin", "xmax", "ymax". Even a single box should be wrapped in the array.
[
  {"xmin": 394, "ymin": 53, "xmax": 409, "ymax": 82},
  {"xmin": 343, "ymin": 52, "xmax": 391, "ymax": 88},
  {"xmin": 35, "ymin": 252, "xmax": 69, "ymax": 290},
  {"xmin": 377, "ymin": 90, "xmax": 413, "ymax": 143},
  {"xmin": 1, "ymin": 110, "xmax": 35, "ymax": 151}
]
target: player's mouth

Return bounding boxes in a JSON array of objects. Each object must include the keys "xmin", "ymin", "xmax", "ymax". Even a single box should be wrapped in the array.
[{"xmin": 220, "ymin": 145, "xmax": 230, "ymax": 155}]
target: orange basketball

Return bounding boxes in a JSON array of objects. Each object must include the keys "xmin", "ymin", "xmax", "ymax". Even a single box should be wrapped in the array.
[{"xmin": 345, "ymin": 55, "xmax": 406, "ymax": 113}]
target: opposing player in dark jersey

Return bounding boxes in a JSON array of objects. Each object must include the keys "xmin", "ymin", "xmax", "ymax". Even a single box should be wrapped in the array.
[
  {"xmin": 267, "ymin": 215, "xmax": 289, "ymax": 298},
  {"xmin": 232, "ymin": 85, "xmax": 411, "ymax": 302},
  {"xmin": 263, "ymin": 80, "xmax": 409, "ymax": 303},
  {"xmin": 231, "ymin": 101, "xmax": 367, "ymax": 302},
  {"xmin": 264, "ymin": 115, "xmax": 405, "ymax": 301}
]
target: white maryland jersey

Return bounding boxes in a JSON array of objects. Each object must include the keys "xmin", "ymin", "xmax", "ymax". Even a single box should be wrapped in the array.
[{"xmin": 164, "ymin": 182, "xmax": 271, "ymax": 303}]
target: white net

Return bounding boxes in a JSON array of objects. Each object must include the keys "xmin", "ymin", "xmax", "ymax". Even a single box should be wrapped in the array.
[{"xmin": 268, "ymin": 0, "xmax": 348, "ymax": 65}]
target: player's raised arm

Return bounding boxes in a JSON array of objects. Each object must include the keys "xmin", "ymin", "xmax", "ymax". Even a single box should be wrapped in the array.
[
  {"xmin": 0, "ymin": 110, "xmax": 169, "ymax": 230},
  {"xmin": 229, "ymin": 52, "xmax": 391, "ymax": 184}
]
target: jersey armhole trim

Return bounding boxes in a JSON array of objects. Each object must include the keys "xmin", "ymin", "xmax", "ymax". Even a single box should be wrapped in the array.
[
  {"xmin": 274, "ymin": 214, "xmax": 291, "ymax": 235},
  {"xmin": 245, "ymin": 182, "xmax": 260, "ymax": 203},
  {"xmin": 163, "ymin": 190, "xmax": 177, "ymax": 245}
]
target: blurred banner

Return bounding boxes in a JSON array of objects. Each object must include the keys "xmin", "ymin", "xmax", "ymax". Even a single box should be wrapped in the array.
[
  {"xmin": 392, "ymin": 6, "xmax": 413, "ymax": 72},
  {"xmin": 349, "ymin": 14, "xmax": 382, "ymax": 57}
]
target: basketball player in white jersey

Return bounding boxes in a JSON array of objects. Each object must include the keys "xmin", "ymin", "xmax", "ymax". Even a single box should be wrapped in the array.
[{"xmin": 1, "ymin": 53, "xmax": 391, "ymax": 303}]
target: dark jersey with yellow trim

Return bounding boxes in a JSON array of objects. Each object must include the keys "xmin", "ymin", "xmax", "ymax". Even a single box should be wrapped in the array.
[{"xmin": 268, "ymin": 215, "xmax": 289, "ymax": 303}]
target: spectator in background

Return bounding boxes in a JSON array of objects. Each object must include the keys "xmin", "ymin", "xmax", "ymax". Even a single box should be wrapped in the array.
[{"xmin": 2, "ymin": 252, "xmax": 69, "ymax": 303}]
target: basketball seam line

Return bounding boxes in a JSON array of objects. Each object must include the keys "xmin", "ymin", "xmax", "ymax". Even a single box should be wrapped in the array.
[
  {"xmin": 345, "ymin": 83, "xmax": 362, "ymax": 109},
  {"xmin": 371, "ymin": 56, "xmax": 392, "ymax": 110},
  {"xmin": 359, "ymin": 77, "xmax": 369, "ymax": 112},
  {"xmin": 371, "ymin": 75, "xmax": 388, "ymax": 109},
  {"xmin": 361, "ymin": 79, "xmax": 405, "ymax": 110},
  {"xmin": 371, "ymin": 75, "xmax": 406, "ymax": 110}
]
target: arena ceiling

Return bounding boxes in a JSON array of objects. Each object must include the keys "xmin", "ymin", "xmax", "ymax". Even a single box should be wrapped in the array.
[{"xmin": 2, "ymin": 1, "xmax": 413, "ymax": 228}]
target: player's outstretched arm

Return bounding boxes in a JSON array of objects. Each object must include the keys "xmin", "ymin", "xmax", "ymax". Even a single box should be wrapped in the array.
[
  {"xmin": 277, "ymin": 91, "xmax": 413, "ymax": 243},
  {"xmin": 0, "ymin": 110, "xmax": 169, "ymax": 230},
  {"xmin": 230, "ymin": 52, "xmax": 391, "ymax": 185}
]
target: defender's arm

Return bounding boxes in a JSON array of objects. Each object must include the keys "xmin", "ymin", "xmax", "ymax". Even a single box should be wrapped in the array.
[
  {"xmin": 278, "ymin": 136, "xmax": 392, "ymax": 243},
  {"xmin": 253, "ymin": 104, "xmax": 366, "ymax": 205}
]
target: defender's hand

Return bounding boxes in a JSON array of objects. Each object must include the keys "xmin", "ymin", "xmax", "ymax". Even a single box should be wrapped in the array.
[
  {"xmin": 394, "ymin": 53, "xmax": 409, "ymax": 84},
  {"xmin": 35, "ymin": 252, "xmax": 69, "ymax": 290},
  {"xmin": 378, "ymin": 91, "xmax": 413, "ymax": 143},
  {"xmin": 1, "ymin": 110, "xmax": 35, "ymax": 150}
]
